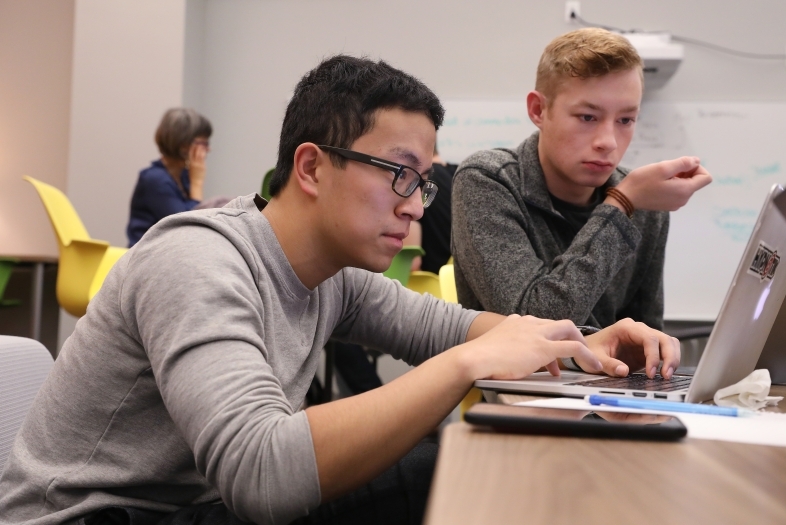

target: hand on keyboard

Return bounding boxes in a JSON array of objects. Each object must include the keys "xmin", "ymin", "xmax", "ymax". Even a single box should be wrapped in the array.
[{"xmin": 583, "ymin": 318, "xmax": 681, "ymax": 379}]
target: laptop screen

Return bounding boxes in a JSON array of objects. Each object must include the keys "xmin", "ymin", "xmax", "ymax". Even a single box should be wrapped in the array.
[{"xmin": 687, "ymin": 184, "xmax": 786, "ymax": 402}]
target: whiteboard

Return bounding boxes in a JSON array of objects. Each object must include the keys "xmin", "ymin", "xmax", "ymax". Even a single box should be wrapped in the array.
[
  {"xmin": 438, "ymin": 100, "xmax": 786, "ymax": 321},
  {"xmin": 438, "ymin": 100, "xmax": 535, "ymax": 163}
]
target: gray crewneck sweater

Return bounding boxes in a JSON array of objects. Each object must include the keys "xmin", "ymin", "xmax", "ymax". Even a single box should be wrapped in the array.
[
  {"xmin": 451, "ymin": 132, "xmax": 669, "ymax": 329},
  {"xmin": 0, "ymin": 195, "xmax": 478, "ymax": 525}
]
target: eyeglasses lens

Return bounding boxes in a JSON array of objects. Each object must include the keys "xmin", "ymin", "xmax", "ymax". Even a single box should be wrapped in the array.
[
  {"xmin": 422, "ymin": 182, "xmax": 438, "ymax": 208},
  {"xmin": 392, "ymin": 167, "xmax": 438, "ymax": 208},
  {"xmin": 394, "ymin": 168, "xmax": 419, "ymax": 197}
]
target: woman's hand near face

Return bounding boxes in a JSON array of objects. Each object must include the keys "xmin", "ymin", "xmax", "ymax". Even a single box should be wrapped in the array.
[{"xmin": 187, "ymin": 140, "xmax": 208, "ymax": 200}]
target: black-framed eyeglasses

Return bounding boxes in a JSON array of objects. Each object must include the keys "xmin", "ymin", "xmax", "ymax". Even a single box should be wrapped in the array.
[{"xmin": 318, "ymin": 145, "xmax": 439, "ymax": 208}]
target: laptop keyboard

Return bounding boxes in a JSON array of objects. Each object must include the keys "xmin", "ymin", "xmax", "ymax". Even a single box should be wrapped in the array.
[{"xmin": 566, "ymin": 373, "xmax": 693, "ymax": 392}]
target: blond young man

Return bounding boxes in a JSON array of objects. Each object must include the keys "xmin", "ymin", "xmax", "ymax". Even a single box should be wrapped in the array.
[{"xmin": 452, "ymin": 28, "xmax": 712, "ymax": 355}]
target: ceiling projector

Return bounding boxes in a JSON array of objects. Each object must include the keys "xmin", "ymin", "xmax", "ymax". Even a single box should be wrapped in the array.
[{"xmin": 621, "ymin": 32, "xmax": 684, "ymax": 90}]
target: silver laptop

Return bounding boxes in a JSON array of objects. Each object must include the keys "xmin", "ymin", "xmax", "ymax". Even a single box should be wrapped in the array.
[
  {"xmin": 755, "ymin": 287, "xmax": 786, "ymax": 384},
  {"xmin": 476, "ymin": 184, "xmax": 786, "ymax": 403}
]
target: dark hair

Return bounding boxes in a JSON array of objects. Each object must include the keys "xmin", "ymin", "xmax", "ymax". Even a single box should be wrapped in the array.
[
  {"xmin": 270, "ymin": 55, "xmax": 445, "ymax": 196},
  {"xmin": 155, "ymin": 108, "xmax": 212, "ymax": 160}
]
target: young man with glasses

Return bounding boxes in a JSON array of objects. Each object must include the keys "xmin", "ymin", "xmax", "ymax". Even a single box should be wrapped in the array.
[
  {"xmin": 452, "ymin": 28, "xmax": 712, "ymax": 338},
  {"xmin": 0, "ymin": 55, "xmax": 681, "ymax": 525}
]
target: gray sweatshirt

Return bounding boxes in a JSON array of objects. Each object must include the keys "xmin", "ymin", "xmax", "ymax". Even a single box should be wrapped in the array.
[
  {"xmin": 451, "ymin": 132, "xmax": 668, "ymax": 329},
  {"xmin": 0, "ymin": 195, "xmax": 478, "ymax": 525}
]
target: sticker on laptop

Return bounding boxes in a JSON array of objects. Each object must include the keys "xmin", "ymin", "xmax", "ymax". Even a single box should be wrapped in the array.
[{"xmin": 748, "ymin": 241, "xmax": 780, "ymax": 281}]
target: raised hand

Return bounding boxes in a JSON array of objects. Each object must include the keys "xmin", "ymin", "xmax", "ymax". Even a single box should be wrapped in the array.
[
  {"xmin": 186, "ymin": 140, "xmax": 208, "ymax": 200},
  {"xmin": 611, "ymin": 156, "xmax": 712, "ymax": 212}
]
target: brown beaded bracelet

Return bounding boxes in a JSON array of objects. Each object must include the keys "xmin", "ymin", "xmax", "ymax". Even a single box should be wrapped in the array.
[{"xmin": 605, "ymin": 187, "xmax": 634, "ymax": 218}]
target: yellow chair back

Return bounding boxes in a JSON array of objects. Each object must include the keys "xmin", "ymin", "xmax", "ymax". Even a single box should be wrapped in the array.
[
  {"xmin": 23, "ymin": 176, "xmax": 90, "ymax": 249},
  {"xmin": 406, "ymin": 271, "xmax": 441, "ymax": 298},
  {"xmin": 439, "ymin": 263, "xmax": 483, "ymax": 418},
  {"xmin": 24, "ymin": 176, "xmax": 128, "ymax": 317},
  {"xmin": 438, "ymin": 264, "xmax": 458, "ymax": 304}
]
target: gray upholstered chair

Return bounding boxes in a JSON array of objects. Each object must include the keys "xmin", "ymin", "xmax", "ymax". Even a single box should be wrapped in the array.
[{"xmin": 0, "ymin": 336, "xmax": 53, "ymax": 474}]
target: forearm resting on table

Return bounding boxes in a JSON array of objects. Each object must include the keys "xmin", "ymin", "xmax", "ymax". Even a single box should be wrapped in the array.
[
  {"xmin": 467, "ymin": 312, "xmax": 573, "ymax": 373},
  {"xmin": 307, "ymin": 311, "xmax": 576, "ymax": 501},
  {"xmin": 306, "ymin": 330, "xmax": 490, "ymax": 502}
]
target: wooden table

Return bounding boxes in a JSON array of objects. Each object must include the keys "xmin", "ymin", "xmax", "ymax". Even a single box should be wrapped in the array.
[{"xmin": 425, "ymin": 385, "xmax": 786, "ymax": 525}]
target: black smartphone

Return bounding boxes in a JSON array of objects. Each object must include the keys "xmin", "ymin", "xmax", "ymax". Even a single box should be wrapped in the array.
[{"xmin": 465, "ymin": 403, "xmax": 687, "ymax": 441}]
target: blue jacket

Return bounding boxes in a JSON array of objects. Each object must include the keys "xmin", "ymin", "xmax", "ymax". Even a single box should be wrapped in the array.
[{"xmin": 126, "ymin": 160, "xmax": 200, "ymax": 247}]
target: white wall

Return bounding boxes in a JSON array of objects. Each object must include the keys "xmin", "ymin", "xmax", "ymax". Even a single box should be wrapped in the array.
[
  {"xmin": 184, "ymin": 0, "xmax": 207, "ymax": 111},
  {"xmin": 181, "ymin": 0, "xmax": 786, "ymax": 378},
  {"xmin": 68, "ymin": 0, "xmax": 187, "ymax": 248},
  {"xmin": 0, "ymin": 0, "xmax": 75, "ymax": 258},
  {"xmin": 59, "ymin": 0, "xmax": 188, "ymax": 348},
  {"xmin": 7, "ymin": 0, "xmax": 785, "ymax": 348},
  {"xmin": 186, "ymin": 0, "xmax": 786, "ymax": 202}
]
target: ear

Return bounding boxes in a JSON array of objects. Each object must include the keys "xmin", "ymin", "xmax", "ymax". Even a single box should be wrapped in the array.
[
  {"xmin": 291, "ymin": 143, "xmax": 323, "ymax": 199},
  {"xmin": 527, "ymin": 91, "xmax": 547, "ymax": 129}
]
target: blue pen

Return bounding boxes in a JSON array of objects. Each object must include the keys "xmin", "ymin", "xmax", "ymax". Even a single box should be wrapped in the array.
[{"xmin": 585, "ymin": 394, "xmax": 755, "ymax": 418}]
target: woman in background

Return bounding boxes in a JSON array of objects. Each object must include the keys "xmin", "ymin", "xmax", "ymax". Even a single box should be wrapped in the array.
[{"xmin": 126, "ymin": 108, "xmax": 212, "ymax": 247}]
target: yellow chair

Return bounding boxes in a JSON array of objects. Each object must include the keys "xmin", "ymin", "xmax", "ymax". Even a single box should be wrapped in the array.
[
  {"xmin": 438, "ymin": 264, "xmax": 458, "ymax": 303},
  {"xmin": 406, "ymin": 271, "xmax": 441, "ymax": 297},
  {"xmin": 383, "ymin": 246, "xmax": 425, "ymax": 286},
  {"xmin": 24, "ymin": 176, "xmax": 128, "ymax": 317},
  {"xmin": 439, "ymin": 263, "xmax": 483, "ymax": 417}
]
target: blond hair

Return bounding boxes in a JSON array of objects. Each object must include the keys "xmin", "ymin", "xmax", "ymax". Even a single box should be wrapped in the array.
[{"xmin": 535, "ymin": 28, "xmax": 642, "ymax": 104}]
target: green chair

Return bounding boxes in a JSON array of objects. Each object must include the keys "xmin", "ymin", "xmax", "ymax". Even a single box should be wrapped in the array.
[
  {"xmin": 382, "ymin": 246, "xmax": 425, "ymax": 286},
  {"xmin": 0, "ymin": 258, "xmax": 21, "ymax": 307},
  {"xmin": 261, "ymin": 168, "xmax": 275, "ymax": 201}
]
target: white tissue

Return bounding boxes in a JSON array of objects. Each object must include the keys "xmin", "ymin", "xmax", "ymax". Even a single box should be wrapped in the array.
[{"xmin": 713, "ymin": 369, "xmax": 784, "ymax": 410}]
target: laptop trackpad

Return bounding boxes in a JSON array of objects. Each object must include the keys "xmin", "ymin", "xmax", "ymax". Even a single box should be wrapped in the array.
[{"xmin": 526, "ymin": 371, "xmax": 601, "ymax": 383}]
